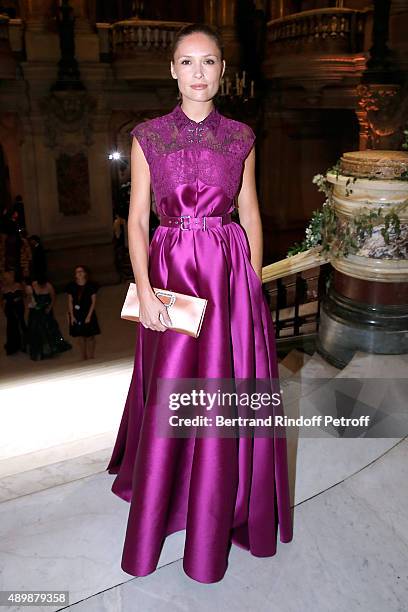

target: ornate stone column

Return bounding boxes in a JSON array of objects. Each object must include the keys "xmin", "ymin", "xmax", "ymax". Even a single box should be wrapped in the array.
[
  {"xmin": 268, "ymin": 0, "xmax": 287, "ymax": 20},
  {"xmin": 216, "ymin": 0, "xmax": 240, "ymax": 68},
  {"xmin": 389, "ymin": 0, "xmax": 408, "ymax": 72},
  {"xmin": 356, "ymin": 84, "xmax": 408, "ymax": 150},
  {"xmin": 355, "ymin": 0, "xmax": 408, "ymax": 150},
  {"xmin": 317, "ymin": 151, "xmax": 408, "ymax": 367},
  {"xmin": 22, "ymin": 0, "xmax": 55, "ymax": 21},
  {"xmin": 70, "ymin": 0, "xmax": 99, "ymax": 61},
  {"xmin": 203, "ymin": 0, "xmax": 217, "ymax": 26},
  {"xmin": 22, "ymin": 0, "xmax": 59, "ymax": 61}
]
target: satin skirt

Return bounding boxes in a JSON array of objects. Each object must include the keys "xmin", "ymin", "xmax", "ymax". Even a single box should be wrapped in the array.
[{"xmin": 106, "ymin": 220, "xmax": 293, "ymax": 583}]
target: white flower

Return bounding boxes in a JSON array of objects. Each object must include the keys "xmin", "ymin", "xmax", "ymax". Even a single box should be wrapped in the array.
[{"xmin": 312, "ymin": 174, "xmax": 324, "ymax": 184}]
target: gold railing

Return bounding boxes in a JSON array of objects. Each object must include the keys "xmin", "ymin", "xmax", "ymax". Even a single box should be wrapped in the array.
[
  {"xmin": 267, "ymin": 8, "xmax": 368, "ymax": 54},
  {"xmin": 261, "ymin": 250, "xmax": 327, "ymax": 339},
  {"xmin": 262, "ymin": 249, "xmax": 323, "ymax": 283}
]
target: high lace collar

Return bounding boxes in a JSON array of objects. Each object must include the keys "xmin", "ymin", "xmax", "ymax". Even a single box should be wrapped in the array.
[{"xmin": 172, "ymin": 103, "xmax": 221, "ymax": 135}]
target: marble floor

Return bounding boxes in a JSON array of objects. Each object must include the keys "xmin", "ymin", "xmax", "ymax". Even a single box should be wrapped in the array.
[{"xmin": 0, "ymin": 283, "xmax": 407, "ymax": 611}]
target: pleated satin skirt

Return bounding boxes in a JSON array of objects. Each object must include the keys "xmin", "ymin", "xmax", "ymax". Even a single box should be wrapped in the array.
[{"xmin": 106, "ymin": 217, "xmax": 293, "ymax": 583}]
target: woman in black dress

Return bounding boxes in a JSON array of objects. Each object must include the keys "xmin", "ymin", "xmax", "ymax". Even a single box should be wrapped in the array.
[
  {"xmin": 25, "ymin": 273, "xmax": 72, "ymax": 361},
  {"xmin": 66, "ymin": 265, "xmax": 100, "ymax": 360},
  {"xmin": 0, "ymin": 269, "xmax": 27, "ymax": 355}
]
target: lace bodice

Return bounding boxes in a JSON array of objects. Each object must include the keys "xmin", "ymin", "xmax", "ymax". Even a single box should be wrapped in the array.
[{"xmin": 130, "ymin": 103, "xmax": 255, "ymax": 204}]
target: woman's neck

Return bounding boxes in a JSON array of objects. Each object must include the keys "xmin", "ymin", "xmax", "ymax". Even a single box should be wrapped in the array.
[{"xmin": 180, "ymin": 99, "xmax": 215, "ymax": 123}]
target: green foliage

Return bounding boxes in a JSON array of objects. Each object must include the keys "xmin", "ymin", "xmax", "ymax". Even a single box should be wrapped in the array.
[
  {"xmin": 286, "ymin": 165, "xmax": 408, "ymax": 259},
  {"xmin": 403, "ymin": 128, "xmax": 408, "ymax": 151}
]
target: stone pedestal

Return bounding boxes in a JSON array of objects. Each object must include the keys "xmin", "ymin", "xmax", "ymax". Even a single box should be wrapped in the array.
[
  {"xmin": 317, "ymin": 150, "xmax": 408, "ymax": 367},
  {"xmin": 318, "ymin": 270, "xmax": 408, "ymax": 368}
]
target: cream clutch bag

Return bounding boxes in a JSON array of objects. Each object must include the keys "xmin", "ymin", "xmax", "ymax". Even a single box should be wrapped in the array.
[{"xmin": 121, "ymin": 283, "xmax": 208, "ymax": 338}]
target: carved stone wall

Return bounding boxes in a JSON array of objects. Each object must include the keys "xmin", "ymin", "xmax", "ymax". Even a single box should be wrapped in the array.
[{"xmin": 2, "ymin": 0, "xmax": 407, "ymax": 282}]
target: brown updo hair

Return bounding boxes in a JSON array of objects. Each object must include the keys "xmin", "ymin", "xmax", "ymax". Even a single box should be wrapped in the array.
[{"xmin": 170, "ymin": 23, "xmax": 224, "ymax": 62}]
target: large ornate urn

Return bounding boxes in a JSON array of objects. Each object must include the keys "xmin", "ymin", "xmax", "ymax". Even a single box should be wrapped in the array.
[{"xmin": 317, "ymin": 150, "xmax": 408, "ymax": 367}]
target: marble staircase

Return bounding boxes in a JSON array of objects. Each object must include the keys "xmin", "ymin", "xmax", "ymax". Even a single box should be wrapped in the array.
[{"xmin": 0, "ymin": 286, "xmax": 407, "ymax": 611}]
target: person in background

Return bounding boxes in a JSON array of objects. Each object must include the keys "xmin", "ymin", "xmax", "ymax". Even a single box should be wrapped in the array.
[
  {"xmin": 28, "ymin": 235, "xmax": 47, "ymax": 282},
  {"xmin": 19, "ymin": 230, "xmax": 32, "ymax": 283},
  {"xmin": 3, "ymin": 212, "xmax": 21, "ymax": 278},
  {"xmin": 0, "ymin": 269, "xmax": 27, "ymax": 355},
  {"xmin": 25, "ymin": 273, "xmax": 72, "ymax": 361},
  {"xmin": 113, "ymin": 212, "xmax": 126, "ymax": 274},
  {"xmin": 12, "ymin": 195, "xmax": 26, "ymax": 230},
  {"xmin": 66, "ymin": 265, "xmax": 101, "ymax": 360}
]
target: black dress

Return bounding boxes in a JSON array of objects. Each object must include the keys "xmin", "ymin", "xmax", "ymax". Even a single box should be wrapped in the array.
[
  {"xmin": 2, "ymin": 288, "xmax": 27, "ymax": 355},
  {"xmin": 27, "ymin": 288, "xmax": 72, "ymax": 361},
  {"xmin": 66, "ymin": 281, "xmax": 101, "ymax": 338}
]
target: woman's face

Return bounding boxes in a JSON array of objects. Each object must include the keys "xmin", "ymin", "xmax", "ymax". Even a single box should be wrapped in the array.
[
  {"xmin": 75, "ymin": 267, "xmax": 86, "ymax": 283},
  {"xmin": 170, "ymin": 32, "xmax": 225, "ymax": 105}
]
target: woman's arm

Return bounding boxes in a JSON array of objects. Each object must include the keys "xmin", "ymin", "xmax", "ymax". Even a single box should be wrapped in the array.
[
  {"xmin": 128, "ymin": 137, "xmax": 155, "ymax": 296},
  {"xmin": 24, "ymin": 285, "xmax": 33, "ymax": 320},
  {"xmin": 67, "ymin": 293, "xmax": 75, "ymax": 323},
  {"xmin": 85, "ymin": 293, "xmax": 96, "ymax": 323},
  {"xmin": 47, "ymin": 283, "xmax": 56, "ymax": 313},
  {"xmin": 236, "ymin": 147, "xmax": 263, "ymax": 281},
  {"xmin": 128, "ymin": 135, "xmax": 171, "ymax": 331}
]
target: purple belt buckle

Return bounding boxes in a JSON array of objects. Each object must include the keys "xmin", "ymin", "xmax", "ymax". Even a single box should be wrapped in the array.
[{"xmin": 180, "ymin": 215, "xmax": 191, "ymax": 230}]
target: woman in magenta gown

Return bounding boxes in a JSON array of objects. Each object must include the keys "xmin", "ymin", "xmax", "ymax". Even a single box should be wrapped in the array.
[{"xmin": 106, "ymin": 23, "xmax": 293, "ymax": 583}]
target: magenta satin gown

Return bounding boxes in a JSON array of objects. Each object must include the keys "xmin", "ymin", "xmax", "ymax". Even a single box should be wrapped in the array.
[{"xmin": 106, "ymin": 103, "xmax": 293, "ymax": 583}]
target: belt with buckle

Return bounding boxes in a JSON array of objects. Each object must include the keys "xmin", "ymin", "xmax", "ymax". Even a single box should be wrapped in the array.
[{"xmin": 159, "ymin": 212, "xmax": 233, "ymax": 230}]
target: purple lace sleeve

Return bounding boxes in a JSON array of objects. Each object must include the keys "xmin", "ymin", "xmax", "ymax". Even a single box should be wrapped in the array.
[
  {"xmin": 228, "ymin": 121, "xmax": 256, "ymax": 163},
  {"xmin": 240, "ymin": 123, "xmax": 256, "ymax": 160},
  {"xmin": 130, "ymin": 122, "xmax": 152, "ymax": 164}
]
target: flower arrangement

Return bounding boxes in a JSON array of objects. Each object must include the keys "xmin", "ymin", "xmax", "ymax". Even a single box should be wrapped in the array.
[
  {"xmin": 286, "ymin": 169, "xmax": 336, "ymax": 257},
  {"xmin": 287, "ymin": 164, "xmax": 408, "ymax": 260},
  {"xmin": 403, "ymin": 125, "xmax": 408, "ymax": 151}
]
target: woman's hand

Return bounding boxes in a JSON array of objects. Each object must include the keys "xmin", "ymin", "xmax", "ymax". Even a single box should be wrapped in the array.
[
  {"xmin": 139, "ymin": 289, "xmax": 172, "ymax": 332},
  {"xmin": 85, "ymin": 315, "xmax": 91, "ymax": 324}
]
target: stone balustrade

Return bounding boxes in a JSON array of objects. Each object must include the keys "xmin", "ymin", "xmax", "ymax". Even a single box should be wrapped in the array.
[
  {"xmin": 97, "ymin": 19, "xmax": 191, "ymax": 61},
  {"xmin": 267, "ymin": 8, "xmax": 368, "ymax": 55}
]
